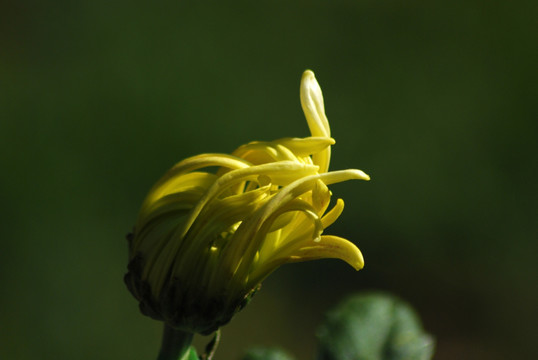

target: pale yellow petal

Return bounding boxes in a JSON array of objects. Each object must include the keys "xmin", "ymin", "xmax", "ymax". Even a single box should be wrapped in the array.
[
  {"xmin": 311, "ymin": 179, "xmax": 331, "ymax": 214},
  {"xmin": 276, "ymin": 137, "xmax": 335, "ymax": 156},
  {"xmin": 318, "ymin": 169, "xmax": 370, "ymax": 184},
  {"xmin": 300, "ymin": 70, "xmax": 330, "ymax": 137},
  {"xmin": 300, "ymin": 70, "xmax": 331, "ymax": 172}
]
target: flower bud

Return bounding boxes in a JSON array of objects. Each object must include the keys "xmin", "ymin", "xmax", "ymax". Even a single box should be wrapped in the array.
[{"xmin": 124, "ymin": 70, "xmax": 370, "ymax": 334}]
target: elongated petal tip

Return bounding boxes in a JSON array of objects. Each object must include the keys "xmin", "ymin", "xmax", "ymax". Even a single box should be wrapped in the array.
[
  {"xmin": 350, "ymin": 169, "xmax": 371, "ymax": 181},
  {"xmin": 331, "ymin": 237, "xmax": 364, "ymax": 271},
  {"xmin": 302, "ymin": 69, "xmax": 316, "ymax": 87},
  {"xmin": 300, "ymin": 235, "xmax": 365, "ymax": 271},
  {"xmin": 352, "ymin": 247, "xmax": 365, "ymax": 271},
  {"xmin": 331, "ymin": 235, "xmax": 364, "ymax": 271},
  {"xmin": 301, "ymin": 70, "xmax": 330, "ymax": 137}
]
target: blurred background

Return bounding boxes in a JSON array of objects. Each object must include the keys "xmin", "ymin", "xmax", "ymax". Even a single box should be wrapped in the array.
[{"xmin": 1, "ymin": 1, "xmax": 536, "ymax": 359}]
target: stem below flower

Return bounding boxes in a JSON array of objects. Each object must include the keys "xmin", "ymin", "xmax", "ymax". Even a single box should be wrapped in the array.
[{"xmin": 157, "ymin": 324, "xmax": 194, "ymax": 360}]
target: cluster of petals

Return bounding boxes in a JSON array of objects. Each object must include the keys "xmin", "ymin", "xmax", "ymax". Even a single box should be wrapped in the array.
[{"xmin": 125, "ymin": 70, "xmax": 369, "ymax": 333}]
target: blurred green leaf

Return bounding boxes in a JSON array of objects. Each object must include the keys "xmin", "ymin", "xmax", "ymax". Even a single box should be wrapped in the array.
[
  {"xmin": 241, "ymin": 347, "xmax": 295, "ymax": 360},
  {"xmin": 316, "ymin": 292, "xmax": 434, "ymax": 360},
  {"xmin": 180, "ymin": 347, "xmax": 198, "ymax": 360}
]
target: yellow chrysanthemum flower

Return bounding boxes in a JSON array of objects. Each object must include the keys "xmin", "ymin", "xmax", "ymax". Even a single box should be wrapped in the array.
[{"xmin": 124, "ymin": 70, "xmax": 370, "ymax": 335}]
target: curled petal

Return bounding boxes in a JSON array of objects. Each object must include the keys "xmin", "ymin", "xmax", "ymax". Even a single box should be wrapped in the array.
[
  {"xmin": 248, "ymin": 235, "xmax": 364, "ymax": 285},
  {"xmin": 287, "ymin": 235, "xmax": 364, "ymax": 270},
  {"xmin": 321, "ymin": 198, "xmax": 345, "ymax": 229}
]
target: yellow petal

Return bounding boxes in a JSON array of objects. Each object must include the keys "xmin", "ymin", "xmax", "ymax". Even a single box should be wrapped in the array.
[
  {"xmin": 146, "ymin": 154, "xmax": 251, "ymax": 205},
  {"xmin": 318, "ymin": 169, "xmax": 370, "ymax": 184},
  {"xmin": 287, "ymin": 235, "xmax": 364, "ymax": 270},
  {"xmin": 311, "ymin": 179, "xmax": 331, "ymax": 214},
  {"xmin": 140, "ymin": 172, "xmax": 217, "ymax": 219},
  {"xmin": 232, "ymin": 141, "xmax": 291, "ymax": 164},
  {"xmin": 177, "ymin": 161, "xmax": 319, "ymax": 256},
  {"xmin": 300, "ymin": 70, "xmax": 331, "ymax": 172},
  {"xmin": 247, "ymin": 234, "xmax": 364, "ymax": 287},
  {"xmin": 320, "ymin": 198, "xmax": 345, "ymax": 229},
  {"xmin": 276, "ymin": 136, "xmax": 335, "ymax": 156},
  {"xmin": 301, "ymin": 70, "xmax": 330, "ymax": 138}
]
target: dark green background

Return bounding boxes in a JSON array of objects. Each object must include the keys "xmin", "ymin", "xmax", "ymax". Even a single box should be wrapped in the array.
[{"xmin": 1, "ymin": 1, "xmax": 536, "ymax": 359}]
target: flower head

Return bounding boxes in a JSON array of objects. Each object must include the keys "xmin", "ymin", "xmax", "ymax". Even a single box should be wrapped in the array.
[{"xmin": 124, "ymin": 70, "xmax": 370, "ymax": 334}]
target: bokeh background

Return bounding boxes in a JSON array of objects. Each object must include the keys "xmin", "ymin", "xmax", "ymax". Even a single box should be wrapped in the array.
[{"xmin": 1, "ymin": 1, "xmax": 536, "ymax": 359}]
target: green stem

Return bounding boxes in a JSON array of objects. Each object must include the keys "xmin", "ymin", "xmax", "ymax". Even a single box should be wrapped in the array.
[{"xmin": 157, "ymin": 323, "xmax": 194, "ymax": 360}]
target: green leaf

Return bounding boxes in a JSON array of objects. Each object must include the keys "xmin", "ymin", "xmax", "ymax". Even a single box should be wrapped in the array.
[
  {"xmin": 241, "ymin": 347, "xmax": 295, "ymax": 360},
  {"xmin": 316, "ymin": 292, "xmax": 435, "ymax": 360},
  {"xmin": 180, "ymin": 347, "xmax": 199, "ymax": 360}
]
